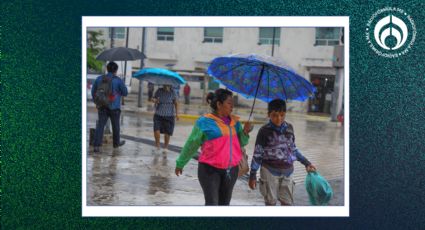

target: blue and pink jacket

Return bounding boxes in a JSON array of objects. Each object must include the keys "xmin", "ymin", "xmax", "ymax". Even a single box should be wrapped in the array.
[{"xmin": 176, "ymin": 113, "xmax": 249, "ymax": 170}]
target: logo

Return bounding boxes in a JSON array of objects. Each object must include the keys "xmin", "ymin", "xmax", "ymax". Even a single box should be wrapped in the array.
[{"xmin": 366, "ymin": 7, "xmax": 416, "ymax": 58}]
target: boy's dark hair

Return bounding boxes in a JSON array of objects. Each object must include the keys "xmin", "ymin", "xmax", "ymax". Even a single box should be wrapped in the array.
[
  {"xmin": 268, "ymin": 99, "xmax": 286, "ymax": 114},
  {"xmin": 106, "ymin": 62, "xmax": 118, "ymax": 73},
  {"xmin": 206, "ymin": 88, "xmax": 233, "ymax": 111}
]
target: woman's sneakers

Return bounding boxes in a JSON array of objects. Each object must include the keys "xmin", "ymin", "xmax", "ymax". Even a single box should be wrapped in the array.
[
  {"xmin": 152, "ymin": 148, "xmax": 161, "ymax": 154},
  {"xmin": 152, "ymin": 147, "xmax": 168, "ymax": 154}
]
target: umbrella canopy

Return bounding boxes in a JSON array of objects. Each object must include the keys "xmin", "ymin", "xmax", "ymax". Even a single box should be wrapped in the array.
[
  {"xmin": 132, "ymin": 68, "xmax": 186, "ymax": 86},
  {"xmin": 207, "ymin": 54, "xmax": 316, "ymax": 103},
  {"xmin": 96, "ymin": 47, "xmax": 146, "ymax": 61}
]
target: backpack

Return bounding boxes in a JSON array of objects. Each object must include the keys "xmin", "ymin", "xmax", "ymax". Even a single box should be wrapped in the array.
[{"xmin": 94, "ymin": 75, "xmax": 112, "ymax": 108}]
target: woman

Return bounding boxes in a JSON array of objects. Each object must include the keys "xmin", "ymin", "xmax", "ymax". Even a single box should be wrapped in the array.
[
  {"xmin": 152, "ymin": 84, "xmax": 179, "ymax": 154},
  {"xmin": 175, "ymin": 88, "xmax": 252, "ymax": 205}
]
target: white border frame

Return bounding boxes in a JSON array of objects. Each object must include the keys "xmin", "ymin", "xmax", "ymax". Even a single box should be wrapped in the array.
[{"xmin": 82, "ymin": 16, "xmax": 350, "ymax": 217}]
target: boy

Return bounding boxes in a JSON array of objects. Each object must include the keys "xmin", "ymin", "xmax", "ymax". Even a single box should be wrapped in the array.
[{"xmin": 248, "ymin": 99, "xmax": 316, "ymax": 205}]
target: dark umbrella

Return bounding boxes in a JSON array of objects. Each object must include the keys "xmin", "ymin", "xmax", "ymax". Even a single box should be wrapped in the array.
[
  {"xmin": 207, "ymin": 54, "xmax": 316, "ymax": 121},
  {"xmin": 96, "ymin": 47, "xmax": 146, "ymax": 61},
  {"xmin": 96, "ymin": 47, "xmax": 146, "ymax": 105}
]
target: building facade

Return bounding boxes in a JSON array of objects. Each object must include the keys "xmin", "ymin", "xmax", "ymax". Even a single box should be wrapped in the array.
[{"xmin": 87, "ymin": 27, "xmax": 344, "ymax": 116}]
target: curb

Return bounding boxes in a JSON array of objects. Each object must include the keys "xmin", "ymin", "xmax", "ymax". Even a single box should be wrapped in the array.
[
  {"xmin": 178, "ymin": 114, "xmax": 266, "ymax": 124},
  {"xmin": 88, "ymin": 104, "xmax": 269, "ymax": 124},
  {"xmin": 87, "ymin": 103, "xmax": 334, "ymax": 125}
]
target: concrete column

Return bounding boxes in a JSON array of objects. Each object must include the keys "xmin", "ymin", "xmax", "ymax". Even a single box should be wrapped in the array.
[
  {"xmin": 304, "ymin": 69, "xmax": 311, "ymax": 112},
  {"xmin": 202, "ymin": 74, "xmax": 208, "ymax": 105},
  {"xmin": 138, "ymin": 27, "xmax": 146, "ymax": 108},
  {"xmin": 331, "ymin": 67, "xmax": 344, "ymax": 121}
]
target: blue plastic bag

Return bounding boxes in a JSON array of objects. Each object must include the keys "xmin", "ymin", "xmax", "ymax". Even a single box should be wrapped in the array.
[{"xmin": 305, "ymin": 171, "xmax": 333, "ymax": 205}]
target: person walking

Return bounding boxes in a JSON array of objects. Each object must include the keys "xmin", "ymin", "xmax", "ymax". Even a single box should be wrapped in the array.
[
  {"xmin": 183, "ymin": 83, "xmax": 191, "ymax": 105},
  {"xmin": 152, "ymin": 84, "xmax": 179, "ymax": 153},
  {"xmin": 175, "ymin": 88, "xmax": 252, "ymax": 205},
  {"xmin": 148, "ymin": 82, "xmax": 154, "ymax": 102},
  {"xmin": 91, "ymin": 62, "xmax": 128, "ymax": 152},
  {"xmin": 248, "ymin": 99, "xmax": 316, "ymax": 205},
  {"xmin": 173, "ymin": 84, "xmax": 180, "ymax": 99}
]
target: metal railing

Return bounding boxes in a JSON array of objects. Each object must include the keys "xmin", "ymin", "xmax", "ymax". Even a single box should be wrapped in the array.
[
  {"xmin": 315, "ymin": 39, "xmax": 340, "ymax": 46},
  {"xmin": 203, "ymin": 36, "xmax": 223, "ymax": 43},
  {"xmin": 157, "ymin": 34, "xmax": 174, "ymax": 41},
  {"xmin": 259, "ymin": 37, "xmax": 280, "ymax": 45}
]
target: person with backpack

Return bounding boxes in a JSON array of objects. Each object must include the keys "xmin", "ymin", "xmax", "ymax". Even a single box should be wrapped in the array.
[{"xmin": 91, "ymin": 62, "xmax": 128, "ymax": 152}]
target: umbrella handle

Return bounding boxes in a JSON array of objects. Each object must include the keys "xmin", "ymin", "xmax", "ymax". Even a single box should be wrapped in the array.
[{"xmin": 248, "ymin": 64, "xmax": 265, "ymax": 122}]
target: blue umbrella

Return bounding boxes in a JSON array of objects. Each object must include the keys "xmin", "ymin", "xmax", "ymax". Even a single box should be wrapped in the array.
[
  {"xmin": 207, "ymin": 54, "xmax": 316, "ymax": 120},
  {"xmin": 132, "ymin": 68, "xmax": 186, "ymax": 86}
]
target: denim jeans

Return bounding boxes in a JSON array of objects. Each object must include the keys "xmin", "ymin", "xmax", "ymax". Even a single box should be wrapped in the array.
[
  {"xmin": 94, "ymin": 108, "xmax": 121, "ymax": 147},
  {"xmin": 197, "ymin": 162, "xmax": 239, "ymax": 205}
]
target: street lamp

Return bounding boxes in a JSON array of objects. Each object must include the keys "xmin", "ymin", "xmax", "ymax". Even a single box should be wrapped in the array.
[
  {"xmin": 138, "ymin": 27, "xmax": 146, "ymax": 108},
  {"xmin": 271, "ymin": 27, "xmax": 276, "ymax": 57}
]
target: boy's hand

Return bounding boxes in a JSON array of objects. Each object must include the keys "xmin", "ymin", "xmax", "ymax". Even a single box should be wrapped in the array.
[
  {"xmin": 306, "ymin": 164, "xmax": 316, "ymax": 172},
  {"xmin": 248, "ymin": 179, "xmax": 256, "ymax": 190},
  {"xmin": 243, "ymin": 122, "xmax": 253, "ymax": 134},
  {"xmin": 175, "ymin": 167, "xmax": 183, "ymax": 176}
]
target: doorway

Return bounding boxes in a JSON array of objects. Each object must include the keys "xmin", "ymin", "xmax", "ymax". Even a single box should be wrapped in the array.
[{"xmin": 309, "ymin": 74, "xmax": 335, "ymax": 114}]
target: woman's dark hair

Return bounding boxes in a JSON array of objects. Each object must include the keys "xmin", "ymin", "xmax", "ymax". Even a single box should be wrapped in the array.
[
  {"xmin": 206, "ymin": 88, "xmax": 233, "ymax": 111},
  {"xmin": 268, "ymin": 99, "xmax": 286, "ymax": 114},
  {"xmin": 106, "ymin": 61, "xmax": 119, "ymax": 73}
]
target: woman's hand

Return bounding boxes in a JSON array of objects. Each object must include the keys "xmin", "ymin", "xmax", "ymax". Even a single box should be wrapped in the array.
[
  {"xmin": 175, "ymin": 167, "xmax": 183, "ymax": 176},
  {"xmin": 243, "ymin": 122, "xmax": 253, "ymax": 135},
  {"xmin": 175, "ymin": 114, "xmax": 180, "ymax": 121},
  {"xmin": 248, "ymin": 178, "xmax": 256, "ymax": 190}
]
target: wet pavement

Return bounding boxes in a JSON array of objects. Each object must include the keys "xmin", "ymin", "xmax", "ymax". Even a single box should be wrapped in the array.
[{"xmin": 86, "ymin": 96, "xmax": 345, "ymax": 206}]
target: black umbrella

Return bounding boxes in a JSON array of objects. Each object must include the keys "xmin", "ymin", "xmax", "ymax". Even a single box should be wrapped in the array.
[
  {"xmin": 96, "ymin": 47, "xmax": 146, "ymax": 106},
  {"xmin": 96, "ymin": 47, "xmax": 146, "ymax": 61}
]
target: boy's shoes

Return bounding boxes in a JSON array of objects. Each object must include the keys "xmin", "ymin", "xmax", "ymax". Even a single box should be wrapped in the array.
[
  {"xmin": 162, "ymin": 148, "xmax": 168, "ymax": 154},
  {"xmin": 93, "ymin": 146, "xmax": 100, "ymax": 152},
  {"xmin": 113, "ymin": 140, "xmax": 125, "ymax": 148}
]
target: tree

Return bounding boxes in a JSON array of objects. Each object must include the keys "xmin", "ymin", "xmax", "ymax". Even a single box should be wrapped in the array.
[{"xmin": 87, "ymin": 30, "xmax": 105, "ymax": 73}]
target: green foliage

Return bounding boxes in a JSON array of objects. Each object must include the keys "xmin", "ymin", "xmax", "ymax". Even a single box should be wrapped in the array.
[
  {"xmin": 87, "ymin": 49, "xmax": 103, "ymax": 73},
  {"xmin": 87, "ymin": 30, "xmax": 105, "ymax": 73}
]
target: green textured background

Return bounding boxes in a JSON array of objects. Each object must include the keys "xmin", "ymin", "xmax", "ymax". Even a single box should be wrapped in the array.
[{"xmin": 2, "ymin": 0, "xmax": 424, "ymax": 228}]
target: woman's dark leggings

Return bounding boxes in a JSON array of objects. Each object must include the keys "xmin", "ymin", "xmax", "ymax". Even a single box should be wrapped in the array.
[{"xmin": 198, "ymin": 162, "xmax": 239, "ymax": 206}]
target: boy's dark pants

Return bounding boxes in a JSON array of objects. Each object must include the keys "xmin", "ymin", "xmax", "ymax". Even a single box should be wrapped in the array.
[
  {"xmin": 94, "ymin": 108, "xmax": 121, "ymax": 147},
  {"xmin": 198, "ymin": 162, "xmax": 238, "ymax": 205}
]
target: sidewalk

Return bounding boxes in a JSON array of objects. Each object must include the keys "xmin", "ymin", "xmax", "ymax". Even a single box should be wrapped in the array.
[
  {"xmin": 93, "ymin": 92, "xmax": 335, "ymax": 124},
  {"xmin": 86, "ymin": 136, "xmax": 344, "ymax": 206},
  {"xmin": 86, "ymin": 94, "xmax": 344, "ymax": 206}
]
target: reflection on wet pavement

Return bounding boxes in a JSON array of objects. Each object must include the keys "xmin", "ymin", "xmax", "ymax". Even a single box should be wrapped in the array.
[
  {"xmin": 147, "ymin": 154, "xmax": 170, "ymax": 198},
  {"xmin": 86, "ymin": 109, "xmax": 344, "ymax": 206}
]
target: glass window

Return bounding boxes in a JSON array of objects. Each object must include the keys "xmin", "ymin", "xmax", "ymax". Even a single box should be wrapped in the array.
[
  {"xmin": 315, "ymin": 27, "xmax": 341, "ymax": 46},
  {"xmin": 157, "ymin": 27, "xmax": 174, "ymax": 41},
  {"xmin": 204, "ymin": 27, "xmax": 223, "ymax": 43},
  {"xmin": 259, "ymin": 27, "xmax": 280, "ymax": 45},
  {"xmin": 108, "ymin": 27, "xmax": 126, "ymax": 39}
]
